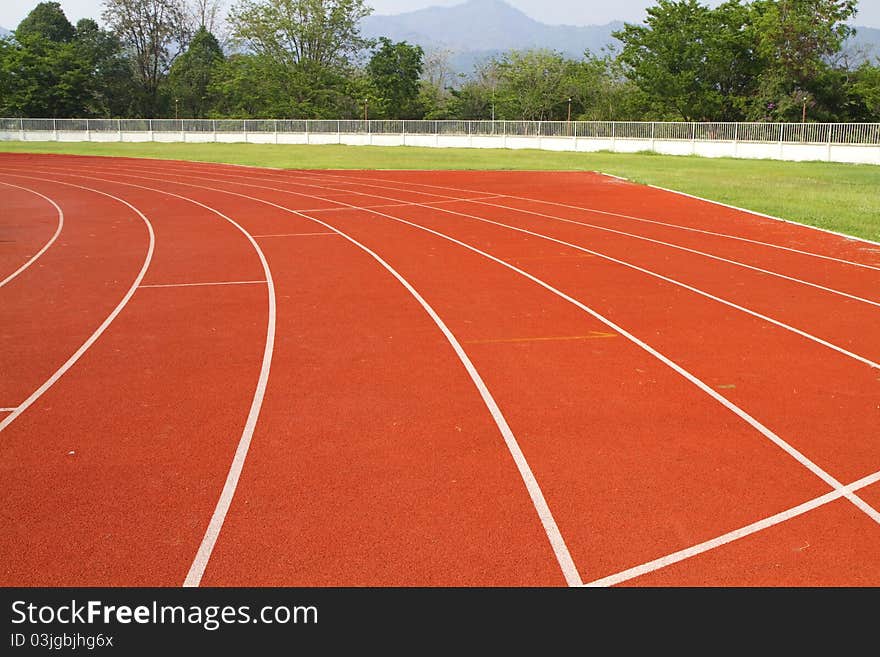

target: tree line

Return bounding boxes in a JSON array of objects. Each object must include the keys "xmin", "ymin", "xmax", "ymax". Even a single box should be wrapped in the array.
[{"xmin": 1, "ymin": 0, "xmax": 878, "ymax": 122}]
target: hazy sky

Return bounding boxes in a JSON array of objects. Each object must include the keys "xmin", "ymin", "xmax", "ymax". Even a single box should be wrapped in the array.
[{"xmin": 2, "ymin": 0, "xmax": 879, "ymax": 31}]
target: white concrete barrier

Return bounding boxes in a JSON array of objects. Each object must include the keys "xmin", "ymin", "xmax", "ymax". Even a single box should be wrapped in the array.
[{"xmin": 2, "ymin": 120, "xmax": 878, "ymax": 165}]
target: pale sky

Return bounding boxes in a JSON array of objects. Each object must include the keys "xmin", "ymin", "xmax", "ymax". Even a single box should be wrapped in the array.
[{"xmin": 2, "ymin": 0, "xmax": 879, "ymax": 31}]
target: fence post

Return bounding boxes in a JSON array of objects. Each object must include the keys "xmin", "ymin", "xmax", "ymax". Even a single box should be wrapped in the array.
[
  {"xmin": 650, "ymin": 121, "xmax": 655, "ymax": 153},
  {"xmin": 779, "ymin": 122, "xmax": 784, "ymax": 159},
  {"xmin": 827, "ymin": 123, "xmax": 833, "ymax": 162}
]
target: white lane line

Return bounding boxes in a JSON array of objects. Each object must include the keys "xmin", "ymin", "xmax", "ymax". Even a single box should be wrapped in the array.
[
  {"xmin": 52, "ymin": 177, "xmax": 276, "ymax": 589},
  {"xmin": 288, "ymin": 195, "xmax": 505, "ymax": 214},
  {"xmin": 465, "ymin": 199, "xmax": 880, "ymax": 308},
  {"xmin": 0, "ymin": 407, "xmax": 18, "ymax": 412},
  {"xmin": 0, "ymin": 175, "xmax": 154, "ymax": 433},
  {"xmin": 583, "ymin": 468, "xmax": 880, "ymax": 587},
  {"xmin": 0, "ymin": 182, "xmax": 64, "ymax": 288},
  {"xmin": 291, "ymin": 172, "xmax": 880, "ymax": 308},
  {"xmin": 139, "ymin": 280, "xmax": 266, "ymax": 288},
  {"xmin": 59, "ymin": 165, "xmax": 583, "ymax": 587},
  {"xmin": 69, "ymin": 165, "xmax": 880, "ymax": 561},
  {"xmin": 640, "ymin": 179, "xmax": 880, "ymax": 249},
  {"xmin": 138, "ymin": 164, "xmax": 880, "ymax": 305},
  {"xmin": 0, "ymin": 165, "xmax": 277, "ymax": 588},
  {"xmin": 131, "ymin": 169, "xmax": 880, "ymax": 530},
  {"xmin": 180, "ymin": 169, "xmax": 880, "ymax": 370},
  {"xmin": 297, "ymin": 171, "xmax": 880, "ymax": 272}
]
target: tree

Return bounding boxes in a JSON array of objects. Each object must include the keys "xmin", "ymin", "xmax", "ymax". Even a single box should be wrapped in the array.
[
  {"xmin": 229, "ymin": 0, "xmax": 372, "ymax": 69},
  {"xmin": 366, "ymin": 37, "xmax": 424, "ymax": 119},
  {"xmin": 226, "ymin": 0, "xmax": 373, "ymax": 117},
  {"xmin": 417, "ymin": 47, "xmax": 455, "ymax": 119},
  {"xmin": 101, "ymin": 0, "xmax": 191, "ymax": 117},
  {"xmin": 850, "ymin": 62, "xmax": 880, "ymax": 120},
  {"xmin": 14, "ymin": 1, "xmax": 75, "ymax": 43},
  {"xmin": 614, "ymin": 0, "xmax": 759, "ymax": 121},
  {"xmin": 491, "ymin": 49, "xmax": 570, "ymax": 121},
  {"xmin": 74, "ymin": 18, "xmax": 136, "ymax": 117},
  {"xmin": 0, "ymin": 4, "xmax": 128, "ymax": 118},
  {"xmin": 167, "ymin": 26, "xmax": 225, "ymax": 117},
  {"xmin": 747, "ymin": 0, "xmax": 859, "ymax": 120},
  {"xmin": 185, "ymin": 0, "xmax": 231, "ymax": 48}
]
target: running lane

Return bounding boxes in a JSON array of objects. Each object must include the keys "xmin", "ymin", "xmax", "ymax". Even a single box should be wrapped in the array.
[
  {"xmin": 0, "ymin": 182, "xmax": 61, "ymax": 284},
  {"xmin": 10, "ymin": 158, "xmax": 877, "ymax": 584},
  {"xmin": 0, "ymin": 173, "xmax": 148, "ymax": 413},
  {"xmin": 0, "ymin": 157, "xmax": 269, "ymax": 585},
  {"xmin": 82, "ymin": 160, "xmax": 880, "ymax": 586},
  {"xmin": 22, "ymin": 159, "xmax": 570, "ymax": 586}
]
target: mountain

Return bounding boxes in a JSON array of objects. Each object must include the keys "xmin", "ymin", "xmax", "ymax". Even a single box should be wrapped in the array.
[
  {"xmin": 361, "ymin": 0, "xmax": 880, "ymax": 76},
  {"xmin": 361, "ymin": 0, "xmax": 624, "ymax": 75},
  {"xmin": 843, "ymin": 25, "xmax": 880, "ymax": 62},
  {"xmin": 0, "ymin": 26, "xmax": 11, "ymax": 39}
]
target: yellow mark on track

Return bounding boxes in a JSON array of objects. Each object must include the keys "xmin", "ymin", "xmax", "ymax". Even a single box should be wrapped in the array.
[
  {"xmin": 716, "ymin": 384, "xmax": 737, "ymax": 390},
  {"xmin": 464, "ymin": 332, "xmax": 617, "ymax": 345}
]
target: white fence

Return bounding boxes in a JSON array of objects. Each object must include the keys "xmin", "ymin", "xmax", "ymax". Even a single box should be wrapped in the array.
[{"xmin": 2, "ymin": 118, "xmax": 879, "ymax": 165}]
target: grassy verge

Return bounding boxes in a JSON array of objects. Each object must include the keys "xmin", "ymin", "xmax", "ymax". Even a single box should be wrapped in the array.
[{"xmin": 1, "ymin": 140, "xmax": 878, "ymax": 242}]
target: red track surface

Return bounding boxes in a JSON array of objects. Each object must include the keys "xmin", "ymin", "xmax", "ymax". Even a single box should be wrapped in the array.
[{"xmin": 1, "ymin": 153, "xmax": 878, "ymax": 587}]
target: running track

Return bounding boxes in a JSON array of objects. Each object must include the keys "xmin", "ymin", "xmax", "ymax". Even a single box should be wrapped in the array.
[{"xmin": 1, "ymin": 152, "xmax": 879, "ymax": 587}]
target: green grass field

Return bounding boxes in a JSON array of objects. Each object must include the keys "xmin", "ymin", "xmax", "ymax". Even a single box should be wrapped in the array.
[{"xmin": 2, "ymin": 140, "xmax": 878, "ymax": 242}]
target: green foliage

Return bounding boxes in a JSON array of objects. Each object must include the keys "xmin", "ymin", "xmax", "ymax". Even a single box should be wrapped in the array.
[
  {"xmin": 614, "ymin": 0, "xmax": 760, "ymax": 120},
  {"xmin": 14, "ymin": 2, "xmax": 75, "ymax": 43},
  {"xmin": 73, "ymin": 19, "xmax": 135, "ymax": 117},
  {"xmin": 223, "ymin": 0, "xmax": 373, "ymax": 118},
  {"xmin": 0, "ymin": 0, "xmax": 877, "ymax": 122},
  {"xmin": 101, "ymin": 0, "xmax": 191, "ymax": 117},
  {"xmin": 366, "ymin": 38, "xmax": 424, "ymax": 119},
  {"xmin": 747, "ymin": 0, "xmax": 859, "ymax": 120},
  {"xmin": 851, "ymin": 63, "xmax": 880, "ymax": 118},
  {"xmin": 490, "ymin": 49, "xmax": 569, "ymax": 120},
  {"xmin": 0, "ymin": 6, "xmax": 132, "ymax": 118},
  {"xmin": 167, "ymin": 27, "xmax": 225, "ymax": 118},
  {"xmin": 229, "ymin": 0, "xmax": 372, "ymax": 68}
]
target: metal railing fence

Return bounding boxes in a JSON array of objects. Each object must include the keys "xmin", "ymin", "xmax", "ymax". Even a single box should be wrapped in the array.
[{"xmin": 2, "ymin": 119, "xmax": 879, "ymax": 145}]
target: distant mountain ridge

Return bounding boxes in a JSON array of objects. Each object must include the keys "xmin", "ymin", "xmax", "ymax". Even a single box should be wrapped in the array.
[
  {"xmin": 0, "ymin": 26, "xmax": 12, "ymax": 38},
  {"xmin": 361, "ymin": 0, "xmax": 624, "ymax": 74},
  {"xmin": 361, "ymin": 0, "xmax": 880, "ymax": 76}
]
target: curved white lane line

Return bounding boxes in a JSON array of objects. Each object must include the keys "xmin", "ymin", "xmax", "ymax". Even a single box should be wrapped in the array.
[
  {"xmin": 0, "ymin": 175, "xmax": 154, "ymax": 433},
  {"xmin": 641, "ymin": 179, "xmax": 880, "ymax": 249},
  {"xmin": 583, "ymin": 468, "xmax": 880, "ymax": 587},
  {"xmin": 37, "ymin": 166, "xmax": 581, "ymax": 587},
  {"xmin": 276, "ymin": 173, "xmax": 880, "ymax": 308},
  {"xmin": 95, "ymin": 166, "xmax": 880, "ymax": 530},
  {"xmin": 292, "ymin": 169, "xmax": 880, "ymax": 272},
  {"xmin": 0, "ymin": 182, "xmax": 64, "ymax": 288},
  {"xmin": 47, "ymin": 161, "xmax": 880, "ymax": 584},
  {"xmin": 115, "ymin": 165, "xmax": 880, "ymax": 370},
  {"xmin": 0, "ymin": 166, "xmax": 277, "ymax": 588},
  {"xmin": 79, "ymin": 159, "xmax": 880, "ymax": 270}
]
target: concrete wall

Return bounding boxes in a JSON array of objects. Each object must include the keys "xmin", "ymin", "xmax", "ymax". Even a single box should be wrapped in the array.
[{"xmin": 2, "ymin": 129, "xmax": 878, "ymax": 165}]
